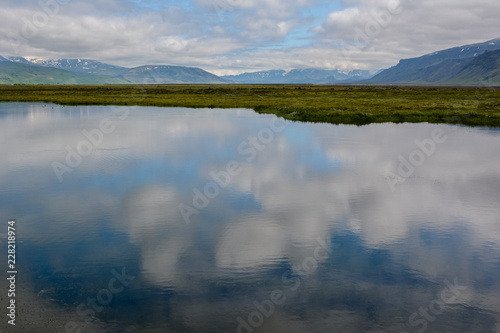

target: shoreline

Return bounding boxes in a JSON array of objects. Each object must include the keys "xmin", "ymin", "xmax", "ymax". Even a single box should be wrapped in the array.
[{"xmin": 1, "ymin": 84, "xmax": 499, "ymax": 127}]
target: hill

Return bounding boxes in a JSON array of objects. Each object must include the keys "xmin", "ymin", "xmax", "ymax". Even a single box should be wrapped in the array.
[
  {"xmin": 119, "ymin": 65, "xmax": 231, "ymax": 84},
  {"xmin": 0, "ymin": 62, "xmax": 127, "ymax": 85},
  {"xmin": 222, "ymin": 68, "xmax": 373, "ymax": 84},
  {"xmin": 0, "ymin": 58, "xmax": 231, "ymax": 85},
  {"xmin": 8, "ymin": 57, "xmax": 129, "ymax": 76}
]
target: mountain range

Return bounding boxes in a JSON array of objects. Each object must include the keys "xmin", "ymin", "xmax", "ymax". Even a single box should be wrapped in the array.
[
  {"xmin": 0, "ymin": 56, "xmax": 373, "ymax": 85},
  {"xmin": 221, "ymin": 68, "xmax": 374, "ymax": 84},
  {"xmin": 1, "ymin": 37, "xmax": 499, "ymax": 85},
  {"xmin": 0, "ymin": 57, "xmax": 230, "ymax": 85}
]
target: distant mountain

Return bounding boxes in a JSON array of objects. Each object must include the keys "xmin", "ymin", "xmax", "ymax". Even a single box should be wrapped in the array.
[
  {"xmin": 0, "ymin": 62, "xmax": 127, "ymax": 85},
  {"xmin": 0, "ymin": 55, "xmax": 374, "ymax": 85},
  {"xmin": 0, "ymin": 57, "xmax": 232, "ymax": 85},
  {"xmin": 4, "ymin": 40, "xmax": 498, "ymax": 86},
  {"xmin": 222, "ymin": 68, "xmax": 373, "ymax": 84},
  {"xmin": 8, "ymin": 57, "xmax": 128, "ymax": 76},
  {"xmin": 222, "ymin": 70, "xmax": 288, "ymax": 84},
  {"xmin": 120, "ymin": 65, "xmax": 231, "ymax": 84},
  {"xmin": 345, "ymin": 69, "xmax": 377, "ymax": 80},
  {"xmin": 6, "ymin": 57, "xmax": 229, "ymax": 84},
  {"xmin": 369, "ymin": 38, "xmax": 500, "ymax": 85}
]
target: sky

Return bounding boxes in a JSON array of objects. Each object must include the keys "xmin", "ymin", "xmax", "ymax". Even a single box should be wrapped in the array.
[{"xmin": 0, "ymin": 0, "xmax": 499, "ymax": 75}]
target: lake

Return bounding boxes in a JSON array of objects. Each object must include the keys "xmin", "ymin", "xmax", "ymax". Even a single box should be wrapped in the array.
[{"xmin": 1, "ymin": 103, "xmax": 500, "ymax": 333}]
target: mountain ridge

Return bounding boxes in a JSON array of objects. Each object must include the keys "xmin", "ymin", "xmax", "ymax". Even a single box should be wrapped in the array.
[
  {"xmin": 368, "ymin": 38, "xmax": 500, "ymax": 85},
  {"xmin": 222, "ymin": 68, "xmax": 373, "ymax": 84},
  {"xmin": 0, "ymin": 62, "xmax": 127, "ymax": 85},
  {"xmin": 10, "ymin": 58, "xmax": 130, "ymax": 76},
  {"xmin": 0, "ymin": 57, "xmax": 231, "ymax": 84},
  {"xmin": 119, "ymin": 65, "xmax": 231, "ymax": 84}
]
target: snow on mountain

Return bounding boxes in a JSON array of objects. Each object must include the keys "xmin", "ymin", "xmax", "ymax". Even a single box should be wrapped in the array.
[{"xmin": 6, "ymin": 57, "xmax": 128, "ymax": 76}]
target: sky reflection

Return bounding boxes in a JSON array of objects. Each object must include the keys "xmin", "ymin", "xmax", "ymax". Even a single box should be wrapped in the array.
[{"xmin": 1, "ymin": 103, "xmax": 500, "ymax": 332}]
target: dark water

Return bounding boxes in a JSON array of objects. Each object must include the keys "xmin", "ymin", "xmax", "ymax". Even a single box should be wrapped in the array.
[{"xmin": 1, "ymin": 103, "xmax": 500, "ymax": 333}]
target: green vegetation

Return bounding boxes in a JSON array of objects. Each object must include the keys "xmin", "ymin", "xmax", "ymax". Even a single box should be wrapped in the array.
[{"xmin": 0, "ymin": 84, "xmax": 499, "ymax": 126}]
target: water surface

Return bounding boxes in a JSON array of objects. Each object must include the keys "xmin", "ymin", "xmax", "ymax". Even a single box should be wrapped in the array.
[{"xmin": 1, "ymin": 103, "xmax": 500, "ymax": 332}]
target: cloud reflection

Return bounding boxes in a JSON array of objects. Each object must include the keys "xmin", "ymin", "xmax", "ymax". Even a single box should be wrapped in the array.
[{"xmin": 2, "ymin": 103, "xmax": 500, "ymax": 331}]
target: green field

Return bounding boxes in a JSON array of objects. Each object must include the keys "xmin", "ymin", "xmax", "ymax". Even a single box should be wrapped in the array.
[{"xmin": 1, "ymin": 85, "xmax": 499, "ymax": 126}]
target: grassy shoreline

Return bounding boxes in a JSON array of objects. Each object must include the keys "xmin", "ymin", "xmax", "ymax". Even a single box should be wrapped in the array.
[{"xmin": 1, "ymin": 84, "xmax": 500, "ymax": 126}]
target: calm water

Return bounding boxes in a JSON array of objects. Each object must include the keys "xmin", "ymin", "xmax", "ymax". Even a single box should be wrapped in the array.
[{"xmin": 1, "ymin": 103, "xmax": 500, "ymax": 333}]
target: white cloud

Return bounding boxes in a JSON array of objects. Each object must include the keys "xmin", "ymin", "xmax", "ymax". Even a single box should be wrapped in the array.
[{"xmin": 313, "ymin": 0, "xmax": 500, "ymax": 69}]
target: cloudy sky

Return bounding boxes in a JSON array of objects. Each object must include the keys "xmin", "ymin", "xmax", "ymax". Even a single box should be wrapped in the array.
[{"xmin": 0, "ymin": 0, "xmax": 499, "ymax": 74}]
